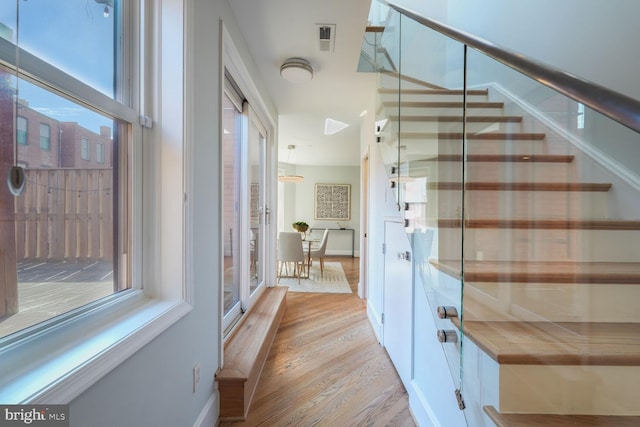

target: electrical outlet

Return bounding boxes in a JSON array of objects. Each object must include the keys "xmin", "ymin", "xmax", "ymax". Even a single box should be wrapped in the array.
[{"xmin": 193, "ymin": 362, "xmax": 200, "ymax": 393}]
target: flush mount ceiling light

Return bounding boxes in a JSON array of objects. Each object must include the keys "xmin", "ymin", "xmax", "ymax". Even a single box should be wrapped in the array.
[
  {"xmin": 280, "ymin": 58, "xmax": 314, "ymax": 83},
  {"xmin": 278, "ymin": 145, "xmax": 304, "ymax": 183},
  {"xmin": 324, "ymin": 118, "xmax": 349, "ymax": 135}
]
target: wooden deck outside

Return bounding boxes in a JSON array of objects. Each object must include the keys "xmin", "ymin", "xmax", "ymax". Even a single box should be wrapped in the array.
[{"xmin": 0, "ymin": 260, "xmax": 114, "ymax": 338}]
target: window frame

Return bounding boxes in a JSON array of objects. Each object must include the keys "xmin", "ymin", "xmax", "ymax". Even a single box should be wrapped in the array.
[
  {"xmin": 0, "ymin": 0, "xmax": 190, "ymax": 404},
  {"xmin": 97, "ymin": 142, "xmax": 105, "ymax": 164},
  {"xmin": 221, "ymin": 85, "xmax": 244, "ymax": 330},
  {"xmin": 80, "ymin": 136, "xmax": 90, "ymax": 160},
  {"xmin": 220, "ymin": 24, "xmax": 277, "ymax": 344},
  {"xmin": 38, "ymin": 122, "xmax": 50, "ymax": 150}
]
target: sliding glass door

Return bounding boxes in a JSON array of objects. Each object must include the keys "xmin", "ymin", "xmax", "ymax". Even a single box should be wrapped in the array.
[
  {"xmin": 247, "ymin": 108, "xmax": 268, "ymax": 299},
  {"xmin": 222, "ymin": 89, "xmax": 242, "ymax": 326},
  {"xmin": 222, "ymin": 71, "xmax": 272, "ymax": 333}
]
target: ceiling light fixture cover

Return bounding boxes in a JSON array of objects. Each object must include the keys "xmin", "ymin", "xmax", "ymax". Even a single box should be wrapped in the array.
[
  {"xmin": 324, "ymin": 118, "xmax": 349, "ymax": 135},
  {"xmin": 280, "ymin": 58, "xmax": 314, "ymax": 83}
]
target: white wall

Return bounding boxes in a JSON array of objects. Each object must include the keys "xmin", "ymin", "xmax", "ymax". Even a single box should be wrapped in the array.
[
  {"xmin": 68, "ymin": 1, "xmax": 276, "ymax": 426},
  {"xmin": 281, "ymin": 164, "xmax": 361, "ymax": 256},
  {"xmin": 393, "ymin": 0, "xmax": 640, "ymax": 101}
]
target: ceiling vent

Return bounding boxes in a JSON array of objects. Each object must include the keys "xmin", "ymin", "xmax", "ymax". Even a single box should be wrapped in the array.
[{"xmin": 316, "ymin": 24, "xmax": 336, "ymax": 53}]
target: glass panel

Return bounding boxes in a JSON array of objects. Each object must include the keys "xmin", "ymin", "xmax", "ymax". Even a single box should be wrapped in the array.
[
  {"xmin": 248, "ymin": 118, "xmax": 265, "ymax": 295},
  {"xmin": 463, "ymin": 46, "xmax": 640, "ymax": 418},
  {"xmin": 396, "ymin": 11, "xmax": 467, "ymax": 415},
  {"xmin": 0, "ymin": 73, "xmax": 124, "ymax": 339},
  {"xmin": 374, "ymin": 6, "xmax": 401, "ymax": 201},
  {"xmin": 222, "ymin": 92, "xmax": 241, "ymax": 318},
  {"xmin": 11, "ymin": 0, "xmax": 118, "ymax": 97}
]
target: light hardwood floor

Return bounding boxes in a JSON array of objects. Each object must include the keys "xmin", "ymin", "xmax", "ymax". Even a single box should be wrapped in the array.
[{"xmin": 219, "ymin": 256, "xmax": 416, "ymax": 427}]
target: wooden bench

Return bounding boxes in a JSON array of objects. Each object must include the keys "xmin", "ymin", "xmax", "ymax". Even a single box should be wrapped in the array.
[{"xmin": 216, "ymin": 286, "xmax": 287, "ymax": 420}]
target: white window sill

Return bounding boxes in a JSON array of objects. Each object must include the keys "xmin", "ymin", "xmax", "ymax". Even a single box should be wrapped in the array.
[{"xmin": 0, "ymin": 291, "xmax": 192, "ymax": 404}]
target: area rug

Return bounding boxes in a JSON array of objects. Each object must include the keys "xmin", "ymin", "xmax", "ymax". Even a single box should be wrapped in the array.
[{"xmin": 278, "ymin": 262, "xmax": 352, "ymax": 294}]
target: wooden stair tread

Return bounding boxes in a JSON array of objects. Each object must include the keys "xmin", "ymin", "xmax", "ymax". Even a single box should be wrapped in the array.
[
  {"xmin": 433, "ymin": 154, "xmax": 573, "ymax": 162},
  {"xmin": 459, "ymin": 321, "xmax": 640, "ymax": 365},
  {"xmin": 429, "ymin": 182, "xmax": 612, "ymax": 191},
  {"xmin": 484, "ymin": 405, "xmax": 640, "ymax": 426},
  {"xmin": 399, "ymin": 131, "xmax": 545, "ymax": 140},
  {"xmin": 438, "ymin": 218, "xmax": 640, "ymax": 230},
  {"xmin": 388, "ymin": 114, "xmax": 523, "ymax": 122},
  {"xmin": 383, "ymin": 100, "xmax": 504, "ymax": 108},
  {"xmin": 432, "ymin": 260, "xmax": 640, "ymax": 284},
  {"xmin": 379, "ymin": 70, "xmax": 445, "ymax": 89},
  {"xmin": 379, "ymin": 88, "xmax": 489, "ymax": 96}
]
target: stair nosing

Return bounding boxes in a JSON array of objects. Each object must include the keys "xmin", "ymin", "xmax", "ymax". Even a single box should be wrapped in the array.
[
  {"xmin": 378, "ymin": 88, "xmax": 489, "ymax": 96},
  {"xmin": 460, "ymin": 321, "xmax": 640, "ymax": 366},
  {"xmin": 438, "ymin": 218, "xmax": 640, "ymax": 230},
  {"xmin": 431, "ymin": 259, "xmax": 640, "ymax": 284},
  {"xmin": 398, "ymin": 131, "xmax": 545, "ymax": 140},
  {"xmin": 433, "ymin": 154, "xmax": 573, "ymax": 162},
  {"xmin": 483, "ymin": 405, "xmax": 640, "ymax": 426},
  {"xmin": 429, "ymin": 182, "xmax": 612, "ymax": 191},
  {"xmin": 383, "ymin": 101, "xmax": 504, "ymax": 108},
  {"xmin": 388, "ymin": 114, "xmax": 523, "ymax": 122}
]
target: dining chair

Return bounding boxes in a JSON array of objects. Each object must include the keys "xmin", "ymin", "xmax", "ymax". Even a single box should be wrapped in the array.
[
  {"xmin": 277, "ymin": 232, "xmax": 305, "ymax": 284},
  {"xmin": 310, "ymin": 228, "xmax": 329, "ymax": 275}
]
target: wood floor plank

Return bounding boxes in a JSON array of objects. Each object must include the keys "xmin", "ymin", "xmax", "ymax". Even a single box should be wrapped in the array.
[{"xmin": 219, "ymin": 256, "xmax": 416, "ymax": 427}]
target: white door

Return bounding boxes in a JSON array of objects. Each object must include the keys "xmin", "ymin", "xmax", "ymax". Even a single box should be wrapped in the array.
[{"xmin": 383, "ymin": 219, "xmax": 413, "ymax": 387}]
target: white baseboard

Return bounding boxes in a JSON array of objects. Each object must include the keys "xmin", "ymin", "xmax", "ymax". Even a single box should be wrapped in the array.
[
  {"xmin": 326, "ymin": 250, "xmax": 360, "ymax": 257},
  {"xmin": 366, "ymin": 301, "xmax": 383, "ymax": 343},
  {"xmin": 408, "ymin": 382, "xmax": 438, "ymax": 427},
  {"xmin": 193, "ymin": 393, "xmax": 218, "ymax": 427}
]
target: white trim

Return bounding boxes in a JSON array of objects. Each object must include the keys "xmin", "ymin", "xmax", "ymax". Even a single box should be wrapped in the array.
[
  {"xmin": 222, "ymin": 25, "xmax": 276, "ymax": 131},
  {"xmin": 192, "ymin": 394, "xmax": 219, "ymax": 427},
  {"xmin": 366, "ymin": 300, "xmax": 383, "ymax": 343},
  {"xmin": 183, "ymin": 0, "xmax": 195, "ymax": 306},
  {"xmin": 220, "ymin": 21, "xmax": 277, "ymax": 329},
  {"xmin": 0, "ymin": 295, "xmax": 191, "ymax": 403},
  {"xmin": 409, "ymin": 380, "xmax": 440, "ymax": 427},
  {"xmin": 491, "ymin": 82, "xmax": 640, "ymax": 192}
]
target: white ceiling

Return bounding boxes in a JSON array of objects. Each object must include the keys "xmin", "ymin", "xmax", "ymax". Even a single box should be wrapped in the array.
[{"xmin": 228, "ymin": 0, "xmax": 375, "ymax": 167}]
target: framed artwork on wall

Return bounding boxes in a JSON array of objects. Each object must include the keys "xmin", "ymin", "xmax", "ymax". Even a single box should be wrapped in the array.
[{"xmin": 314, "ymin": 183, "xmax": 351, "ymax": 220}]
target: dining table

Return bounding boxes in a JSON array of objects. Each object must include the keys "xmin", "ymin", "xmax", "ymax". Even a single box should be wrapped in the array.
[{"xmin": 301, "ymin": 238, "xmax": 320, "ymax": 278}]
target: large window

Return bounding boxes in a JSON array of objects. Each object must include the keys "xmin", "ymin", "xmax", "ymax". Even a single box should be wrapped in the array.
[
  {"xmin": 0, "ymin": 0, "xmax": 131, "ymax": 341},
  {"xmin": 0, "ymin": 0, "xmax": 188, "ymax": 405},
  {"xmin": 0, "ymin": 0, "xmax": 153, "ymax": 403}
]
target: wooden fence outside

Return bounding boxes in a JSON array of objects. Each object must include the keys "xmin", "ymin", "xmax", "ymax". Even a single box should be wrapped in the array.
[{"xmin": 14, "ymin": 168, "xmax": 114, "ymax": 261}]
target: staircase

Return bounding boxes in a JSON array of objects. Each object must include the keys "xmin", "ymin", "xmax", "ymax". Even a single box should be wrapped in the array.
[{"xmin": 377, "ymin": 73, "xmax": 640, "ymax": 425}]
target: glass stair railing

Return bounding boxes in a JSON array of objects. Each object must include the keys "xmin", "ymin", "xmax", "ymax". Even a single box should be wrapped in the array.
[{"xmin": 361, "ymin": 1, "xmax": 640, "ymax": 426}]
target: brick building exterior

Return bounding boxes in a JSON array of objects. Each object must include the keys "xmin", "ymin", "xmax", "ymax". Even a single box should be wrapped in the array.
[{"xmin": 16, "ymin": 99, "xmax": 112, "ymax": 169}]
